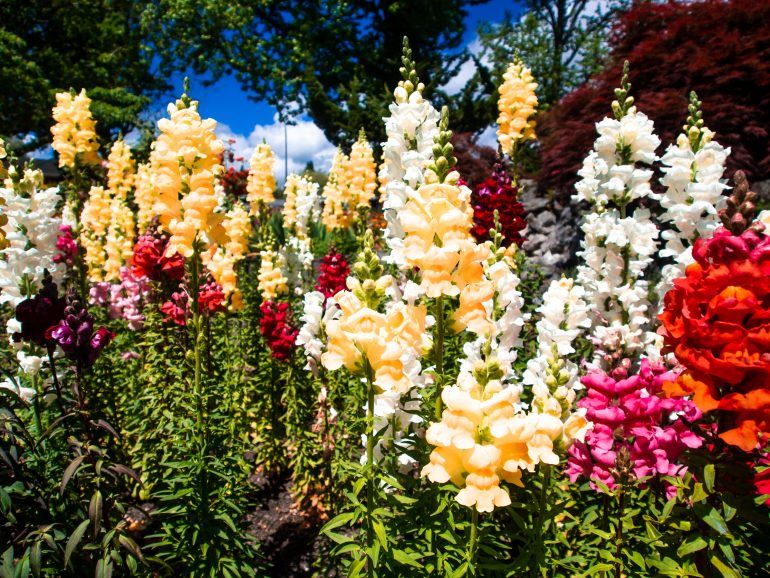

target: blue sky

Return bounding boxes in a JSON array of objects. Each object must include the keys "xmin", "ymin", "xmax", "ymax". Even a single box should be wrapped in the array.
[
  {"xmin": 157, "ymin": 0, "xmax": 524, "ymax": 179},
  {"xmin": 166, "ymin": 0, "xmax": 523, "ymax": 133}
]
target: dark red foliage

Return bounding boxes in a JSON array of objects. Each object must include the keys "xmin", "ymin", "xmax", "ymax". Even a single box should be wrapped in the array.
[
  {"xmin": 452, "ymin": 132, "xmax": 498, "ymax": 188},
  {"xmin": 471, "ymin": 160, "xmax": 527, "ymax": 247},
  {"xmin": 538, "ymin": 0, "xmax": 770, "ymax": 193},
  {"xmin": 259, "ymin": 301, "xmax": 298, "ymax": 362},
  {"xmin": 315, "ymin": 251, "xmax": 350, "ymax": 299}
]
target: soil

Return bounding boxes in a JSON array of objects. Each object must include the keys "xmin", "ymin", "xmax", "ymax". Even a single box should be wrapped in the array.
[{"xmin": 247, "ymin": 470, "xmax": 325, "ymax": 577}]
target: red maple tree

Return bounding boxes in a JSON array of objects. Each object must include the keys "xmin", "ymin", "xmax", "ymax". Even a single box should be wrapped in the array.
[{"xmin": 538, "ymin": 0, "xmax": 770, "ymax": 194}]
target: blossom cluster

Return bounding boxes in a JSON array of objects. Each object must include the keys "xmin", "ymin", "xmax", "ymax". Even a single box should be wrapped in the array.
[
  {"xmin": 470, "ymin": 159, "xmax": 527, "ymax": 248},
  {"xmin": 496, "ymin": 60, "xmax": 538, "ymax": 155},
  {"xmin": 378, "ymin": 54, "xmax": 440, "ymax": 269},
  {"xmin": 566, "ymin": 360, "xmax": 703, "ymax": 495},
  {"xmin": 655, "ymin": 93, "xmax": 729, "ymax": 298},
  {"xmin": 574, "ymin": 68, "xmax": 661, "ymax": 365},
  {"xmin": 50, "ymin": 89, "xmax": 100, "ymax": 169},
  {"xmin": 260, "ymin": 300, "xmax": 299, "ymax": 361},
  {"xmin": 247, "ymin": 143, "xmax": 277, "ymax": 211},
  {"xmin": 660, "ymin": 203, "xmax": 770, "ymax": 452},
  {"xmin": 151, "ymin": 96, "xmax": 225, "ymax": 258},
  {"xmin": 90, "ymin": 267, "xmax": 152, "ymax": 330}
]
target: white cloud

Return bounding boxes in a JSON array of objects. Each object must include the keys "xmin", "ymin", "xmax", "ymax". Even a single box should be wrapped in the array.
[
  {"xmin": 217, "ymin": 114, "xmax": 336, "ymax": 184},
  {"xmin": 442, "ymin": 38, "xmax": 491, "ymax": 96},
  {"xmin": 477, "ymin": 125, "xmax": 497, "ymax": 149}
]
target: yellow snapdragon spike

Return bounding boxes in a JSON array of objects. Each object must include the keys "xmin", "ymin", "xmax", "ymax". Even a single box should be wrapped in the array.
[
  {"xmin": 247, "ymin": 143, "xmax": 276, "ymax": 212},
  {"xmin": 496, "ymin": 60, "xmax": 538, "ymax": 155},
  {"xmin": 257, "ymin": 249, "xmax": 288, "ymax": 301},
  {"xmin": 51, "ymin": 89, "xmax": 101, "ymax": 169},
  {"xmin": 346, "ymin": 133, "xmax": 377, "ymax": 210},
  {"xmin": 150, "ymin": 97, "xmax": 224, "ymax": 257},
  {"xmin": 80, "ymin": 186, "xmax": 112, "ymax": 282},
  {"xmin": 106, "ymin": 139, "xmax": 135, "ymax": 201},
  {"xmin": 321, "ymin": 149, "xmax": 351, "ymax": 230},
  {"xmin": 103, "ymin": 198, "xmax": 136, "ymax": 282}
]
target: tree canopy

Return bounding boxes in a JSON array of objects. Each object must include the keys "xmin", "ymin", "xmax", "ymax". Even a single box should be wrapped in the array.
[
  {"xmin": 538, "ymin": 0, "xmax": 770, "ymax": 193},
  {"xmin": 141, "ymin": 0, "xmax": 485, "ymax": 148},
  {"xmin": 0, "ymin": 0, "xmax": 166, "ymax": 153}
]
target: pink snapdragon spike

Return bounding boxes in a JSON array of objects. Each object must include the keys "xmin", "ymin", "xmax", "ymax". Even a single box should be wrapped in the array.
[
  {"xmin": 89, "ymin": 267, "xmax": 151, "ymax": 330},
  {"xmin": 566, "ymin": 359, "xmax": 703, "ymax": 495}
]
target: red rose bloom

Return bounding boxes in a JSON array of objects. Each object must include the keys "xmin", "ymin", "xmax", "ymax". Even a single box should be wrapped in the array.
[
  {"xmin": 659, "ymin": 226, "xmax": 770, "ymax": 451},
  {"xmin": 315, "ymin": 251, "xmax": 350, "ymax": 299},
  {"xmin": 259, "ymin": 301, "xmax": 298, "ymax": 361},
  {"xmin": 470, "ymin": 159, "xmax": 526, "ymax": 247}
]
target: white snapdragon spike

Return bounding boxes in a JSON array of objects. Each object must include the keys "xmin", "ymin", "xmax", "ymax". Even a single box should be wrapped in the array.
[
  {"xmin": 573, "ymin": 66, "xmax": 661, "ymax": 366},
  {"xmin": 295, "ymin": 291, "xmax": 326, "ymax": 373},
  {"xmin": 0, "ymin": 168, "xmax": 65, "ymax": 307},
  {"xmin": 294, "ymin": 177, "xmax": 321, "ymax": 240},
  {"xmin": 654, "ymin": 93, "xmax": 729, "ymax": 299},
  {"xmin": 379, "ymin": 54, "xmax": 440, "ymax": 268},
  {"xmin": 523, "ymin": 278, "xmax": 591, "ymax": 403},
  {"xmin": 0, "ymin": 167, "xmax": 65, "ymax": 374}
]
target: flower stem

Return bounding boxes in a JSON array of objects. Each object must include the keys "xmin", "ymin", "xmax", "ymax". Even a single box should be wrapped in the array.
[
  {"xmin": 364, "ymin": 359, "xmax": 376, "ymax": 578},
  {"xmin": 530, "ymin": 464, "xmax": 552, "ymax": 578},
  {"xmin": 47, "ymin": 347, "xmax": 67, "ymax": 419},
  {"xmin": 467, "ymin": 508, "xmax": 479, "ymax": 576},
  {"xmin": 614, "ymin": 486, "xmax": 625, "ymax": 578},
  {"xmin": 434, "ymin": 295, "xmax": 445, "ymax": 420}
]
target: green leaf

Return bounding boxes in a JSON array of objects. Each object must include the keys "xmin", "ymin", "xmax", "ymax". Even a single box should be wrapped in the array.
[
  {"xmin": 320, "ymin": 512, "xmax": 355, "ymax": 535},
  {"xmin": 677, "ymin": 536, "xmax": 707, "ymax": 557},
  {"xmin": 692, "ymin": 483, "xmax": 708, "ymax": 503},
  {"xmin": 710, "ymin": 553, "xmax": 740, "ymax": 578},
  {"xmin": 372, "ymin": 521, "xmax": 388, "ymax": 551},
  {"xmin": 60, "ymin": 455, "xmax": 87, "ymax": 494},
  {"xmin": 89, "ymin": 491, "xmax": 103, "ymax": 539},
  {"xmin": 64, "ymin": 520, "xmax": 90, "ymax": 568},
  {"xmin": 701, "ymin": 508, "xmax": 729, "ymax": 536},
  {"xmin": 704, "ymin": 464, "xmax": 715, "ymax": 493},
  {"xmin": 393, "ymin": 549, "xmax": 423, "ymax": 569}
]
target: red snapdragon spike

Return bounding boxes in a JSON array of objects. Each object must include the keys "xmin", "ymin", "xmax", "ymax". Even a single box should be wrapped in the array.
[
  {"xmin": 316, "ymin": 251, "xmax": 350, "ymax": 299},
  {"xmin": 470, "ymin": 158, "xmax": 526, "ymax": 247},
  {"xmin": 132, "ymin": 233, "xmax": 185, "ymax": 281},
  {"xmin": 659, "ymin": 224, "xmax": 770, "ymax": 452},
  {"xmin": 259, "ymin": 301, "xmax": 299, "ymax": 361}
]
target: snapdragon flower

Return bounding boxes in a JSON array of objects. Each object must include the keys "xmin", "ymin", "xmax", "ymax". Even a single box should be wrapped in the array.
[
  {"xmin": 379, "ymin": 41, "xmax": 440, "ymax": 268},
  {"xmin": 247, "ymin": 143, "xmax": 277, "ymax": 212},
  {"xmin": 496, "ymin": 59, "xmax": 538, "ymax": 156},
  {"xmin": 654, "ymin": 92, "xmax": 729, "ymax": 299},
  {"xmin": 151, "ymin": 95, "xmax": 225, "ymax": 258},
  {"xmin": 321, "ymin": 150, "xmax": 351, "ymax": 230},
  {"xmin": 50, "ymin": 89, "xmax": 100, "ymax": 169},
  {"xmin": 573, "ymin": 63, "xmax": 661, "ymax": 366},
  {"xmin": 257, "ymin": 249, "xmax": 288, "ymax": 301}
]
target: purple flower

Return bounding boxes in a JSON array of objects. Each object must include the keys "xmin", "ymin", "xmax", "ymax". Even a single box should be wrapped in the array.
[
  {"xmin": 47, "ymin": 294, "xmax": 114, "ymax": 367},
  {"xmin": 13, "ymin": 272, "xmax": 66, "ymax": 347}
]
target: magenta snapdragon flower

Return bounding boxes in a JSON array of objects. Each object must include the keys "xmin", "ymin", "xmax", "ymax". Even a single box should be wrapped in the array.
[{"xmin": 566, "ymin": 359, "xmax": 703, "ymax": 495}]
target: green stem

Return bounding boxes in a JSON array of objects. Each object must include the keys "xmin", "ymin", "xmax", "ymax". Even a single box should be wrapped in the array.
[
  {"xmin": 190, "ymin": 242, "xmax": 209, "ymax": 520},
  {"xmin": 31, "ymin": 372, "xmax": 43, "ymax": 438},
  {"xmin": 364, "ymin": 359, "xmax": 376, "ymax": 578},
  {"xmin": 434, "ymin": 295, "xmax": 445, "ymax": 420},
  {"xmin": 530, "ymin": 464, "xmax": 552, "ymax": 578},
  {"xmin": 614, "ymin": 486, "xmax": 625, "ymax": 578},
  {"xmin": 467, "ymin": 509, "xmax": 479, "ymax": 576}
]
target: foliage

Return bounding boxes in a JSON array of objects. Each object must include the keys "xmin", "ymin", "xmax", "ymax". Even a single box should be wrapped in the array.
[
  {"xmin": 0, "ymin": 0, "xmax": 165, "ymax": 153},
  {"xmin": 140, "ymin": 0, "xmax": 485, "ymax": 148},
  {"xmin": 539, "ymin": 0, "xmax": 770, "ymax": 194}
]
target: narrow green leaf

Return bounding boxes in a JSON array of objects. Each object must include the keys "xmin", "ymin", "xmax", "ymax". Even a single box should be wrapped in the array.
[
  {"xmin": 677, "ymin": 536, "xmax": 707, "ymax": 557},
  {"xmin": 64, "ymin": 520, "xmax": 90, "ymax": 568}
]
